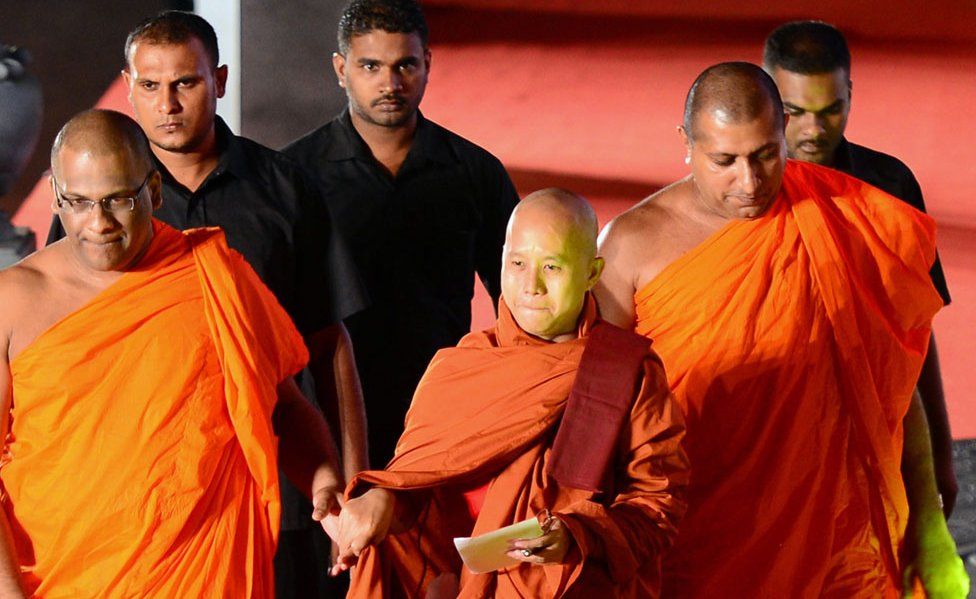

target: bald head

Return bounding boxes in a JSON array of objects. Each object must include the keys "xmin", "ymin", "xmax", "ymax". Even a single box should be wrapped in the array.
[
  {"xmin": 682, "ymin": 62, "xmax": 784, "ymax": 143},
  {"xmin": 508, "ymin": 188, "xmax": 599, "ymax": 262},
  {"xmin": 51, "ymin": 109, "xmax": 153, "ymax": 178},
  {"xmin": 502, "ymin": 188, "xmax": 604, "ymax": 342}
]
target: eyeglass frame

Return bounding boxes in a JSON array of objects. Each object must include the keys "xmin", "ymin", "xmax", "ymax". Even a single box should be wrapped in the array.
[{"xmin": 51, "ymin": 170, "xmax": 155, "ymax": 214}]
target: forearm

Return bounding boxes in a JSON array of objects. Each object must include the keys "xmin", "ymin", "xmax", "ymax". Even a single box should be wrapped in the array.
[
  {"xmin": 274, "ymin": 378, "xmax": 344, "ymax": 498},
  {"xmin": 900, "ymin": 391, "xmax": 970, "ymax": 596},
  {"xmin": 917, "ymin": 336, "xmax": 954, "ymax": 495},
  {"xmin": 901, "ymin": 391, "xmax": 943, "ymax": 528},
  {"xmin": 333, "ymin": 327, "xmax": 368, "ymax": 477},
  {"xmin": 0, "ymin": 510, "xmax": 25, "ymax": 598},
  {"xmin": 308, "ymin": 324, "xmax": 369, "ymax": 480}
]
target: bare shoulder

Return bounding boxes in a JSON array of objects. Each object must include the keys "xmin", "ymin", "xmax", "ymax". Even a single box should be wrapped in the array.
[
  {"xmin": 0, "ymin": 245, "xmax": 61, "ymax": 358},
  {"xmin": 603, "ymin": 181, "xmax": 688, "ymax": 245},
  {"xmin": 0, "ymin": 249, "xmax": 52, "ymax": 314},
  {"xmin": 599, "ymin": 180, "xmax": 692, "ymax": 278}
]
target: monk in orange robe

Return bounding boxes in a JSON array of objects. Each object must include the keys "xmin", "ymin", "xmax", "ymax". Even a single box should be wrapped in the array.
[
  {"xmin": 0, "ymin": 110, "xmax": 344, "ymax": 597},
  {"xmin": 597, "ymin": 62, "xmax": 969, "ymax": 598},
  {"xmin": 325, "ymin": 189, "xmax": 689, "ymax": 597}
]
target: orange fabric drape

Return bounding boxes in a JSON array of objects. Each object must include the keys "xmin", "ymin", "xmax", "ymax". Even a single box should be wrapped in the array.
[
  {"xmin": 346, "ymin": 296, "xmax": 688, "ymax": 598},
  {"xmin": 635, "ymin": 160, "xmax": 941, "ymax": 598},
  {"xmin": 3, "ymin": 221, "xmax": 306, "ymax": 598}
]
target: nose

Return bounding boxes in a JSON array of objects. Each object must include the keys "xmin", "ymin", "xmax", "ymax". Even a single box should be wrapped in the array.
[
  {"xmin": 798, "ymin": 111, "xmax": 825, "ymax": 136},
  {"xmin": 86, "ymin": 203, "xmax": 119, "ymax": 233},
  {"xmin": 380, "ymin": 67, "xmax": 404, "ymax": 93},
  {"xmin": 522, "ymin": 266, "xmax": 546, "ymax": 296},
  {"xmin": 738, "ymin": 161, "xmax": 760, "ymax": 195},
  {"xmin": 158, "ymin": 85, "xmax": 181, "ymax": 114}
]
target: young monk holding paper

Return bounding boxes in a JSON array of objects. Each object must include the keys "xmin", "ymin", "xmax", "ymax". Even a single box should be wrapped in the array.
[{"xmin": 328, "ymin": 188, "xmax": 689, "ymax": 597}]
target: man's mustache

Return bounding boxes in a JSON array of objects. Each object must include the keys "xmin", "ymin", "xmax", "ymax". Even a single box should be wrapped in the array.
[{"xmin": 372, "ymin": 94, "xmax": 406, "ymax": 106}]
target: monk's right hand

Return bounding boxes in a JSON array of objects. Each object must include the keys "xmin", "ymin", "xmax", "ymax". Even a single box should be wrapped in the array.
[{"xmin": 329, "ymin": 487, "xmax": 396, "ymax": 577}]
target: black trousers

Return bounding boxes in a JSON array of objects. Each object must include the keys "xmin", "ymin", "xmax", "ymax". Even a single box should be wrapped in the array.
[{"xmin": 274, "ymin": 526, "xmax": 350, "ymax": 598}]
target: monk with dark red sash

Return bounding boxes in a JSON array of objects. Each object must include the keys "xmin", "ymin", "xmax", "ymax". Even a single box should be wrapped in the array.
[{"xmin": 327, "ymin": 189, "xmax": 689, "ymax": 598}]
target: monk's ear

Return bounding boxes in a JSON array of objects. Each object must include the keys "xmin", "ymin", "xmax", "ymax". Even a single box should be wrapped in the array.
[
  {"xmin": 49, "ymin": 175, "xmax": 60, "ymax": 215},
  {"xmin": 677, "ymin": 125, "xmax": 693, "ymax": 161},
  {"xmin": 148, "ymin": 170, "xmax": 164, "ymax": 212},
  {"xmin": 586, "ymin": 257, "xmax": 605, "ymax": 290}
]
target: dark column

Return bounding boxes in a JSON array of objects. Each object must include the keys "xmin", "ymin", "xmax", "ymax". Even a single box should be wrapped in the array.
[
  {"xmin": 0, "ymin": 0, "xmax": 172, "ymax": 218},
  {"xmin": 240, "ymin": 0, "xmax": 349, "ymax": 149}
]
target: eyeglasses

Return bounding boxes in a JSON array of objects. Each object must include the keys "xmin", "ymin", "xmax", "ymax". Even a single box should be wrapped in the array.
[{"xmin": 52, "ymin": 171, "xmax": 153, "ymax": 214}]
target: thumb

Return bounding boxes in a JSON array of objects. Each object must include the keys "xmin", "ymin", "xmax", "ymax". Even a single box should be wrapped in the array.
[{"xmin": 311, "ymin": 489, "xmax": 343, "ymax": 521}]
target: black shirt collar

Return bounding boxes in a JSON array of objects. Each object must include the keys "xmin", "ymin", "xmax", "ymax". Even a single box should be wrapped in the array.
[
  {"xmin": 213, "ymin": 116, "xmax": 251, "ymax": 180},
  {"xmin": 151, "ymin": 116, "xmax": 250, "ymax": 192},
  {"xmin": 327, "ymin": 108, "xmax": 457, "ymax": 167},
  {"xmin": 831, "ymin": 137, "xmax": 855, "ymax": 174}
]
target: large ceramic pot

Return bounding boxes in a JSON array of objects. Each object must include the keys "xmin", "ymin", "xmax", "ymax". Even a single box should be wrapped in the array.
[{"xmin": 0, "ymin": 45, "xmax": 42, "ymax": 267}]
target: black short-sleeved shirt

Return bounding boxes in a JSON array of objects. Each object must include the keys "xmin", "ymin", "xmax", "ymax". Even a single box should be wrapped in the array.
[
  {"xmin": 47, "ymin": 117, "xmax": 368, "ymax": 333},
  {"xmin": 832, "ymin": 138, "xmax": 951, "ymax": 305},
  {"xmin": 284, "ymin": 109, "xmax": 520, "ymax": 467}
]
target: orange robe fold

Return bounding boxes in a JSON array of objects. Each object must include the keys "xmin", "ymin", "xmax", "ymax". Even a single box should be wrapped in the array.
[
  {"xmin": 2, "ymin": 221, "xmax": 307, "ymax": 598},
  {"xmin": 634, "ymin": 161, "xmax": 942, "ymax": 598},
  {"xmin": 346, "ymin": 296, "xmax": 689, "ymax": 598}
]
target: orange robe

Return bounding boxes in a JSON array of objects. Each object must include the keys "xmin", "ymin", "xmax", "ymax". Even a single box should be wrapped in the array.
[
  {"xmin": 634, "ymin": 160, "xmax": 942, "ymax": 598},
  {"xmin": 2, "ymin": 221, "xmax": 307, "ymax": 598},
  {"xmin": 346, "ymin": 296, "xmax": 689, "ymax": 598}
]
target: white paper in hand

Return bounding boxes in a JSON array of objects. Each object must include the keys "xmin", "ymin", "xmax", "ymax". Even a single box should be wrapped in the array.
[{"xmin": 453, "ymin": 517, "xmax": 544, "ymax": 574}]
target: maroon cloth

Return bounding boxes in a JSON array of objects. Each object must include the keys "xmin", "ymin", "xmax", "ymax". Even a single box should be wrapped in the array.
[{"xmin": 548, "ymin": 322, "xmax": 652, "ymax": 493}]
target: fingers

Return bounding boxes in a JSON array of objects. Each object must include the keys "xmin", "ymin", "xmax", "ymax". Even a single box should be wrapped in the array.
[
  {"xmin": 329, "ymin": 550, "xmax": 357, "ymax": 577},
  {"xmin": 507, "ymin": 530, "xmax": 563, "ymax": 565},
  {"xmin": 311, "ymin": 488, "xmax": 344, "ymax": 521}
]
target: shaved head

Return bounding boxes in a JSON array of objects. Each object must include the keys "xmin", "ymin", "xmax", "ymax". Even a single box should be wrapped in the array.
[
  {"xmin": 51, "ymin": 109, "xmax": 153, "ymax": 178},
  {"xmin": 683, "ymin": 62, "xmax": 784, "ymax": 143},
  {"xmin": 509, "ymin": 188, "xmax": 599, "ymax": 262},
  {"xmin": 503, "ymin": 188, "xmax": 603, "ymax": 342},
  {"xmin": 50, "ymin": 109, "xmax": 160, "ymax": 273}
]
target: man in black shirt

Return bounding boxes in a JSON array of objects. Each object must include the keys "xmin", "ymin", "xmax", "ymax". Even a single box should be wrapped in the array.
[
  {"xmin": 763, "ymin": 20, "xmax": 958, "ymax": 516},
  {"xmin": 46, "ymin": 12, "xmax": 368, "ymax": 596},
  {"xmin": 284, "ymin": 0, "xmax": 519, "ymax": 470}
]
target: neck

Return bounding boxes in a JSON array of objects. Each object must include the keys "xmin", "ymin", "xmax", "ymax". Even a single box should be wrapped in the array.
[
  {"xmin": 349, "ymin": 109, "xmax": 417, "ymax": 176},
  {"xmin": 151, "ymin": 128, "xmax": 220, "ymax": 192},
  {"xmin": 549, "ymin": 329, "xmax": 580, "ymax": 344}
]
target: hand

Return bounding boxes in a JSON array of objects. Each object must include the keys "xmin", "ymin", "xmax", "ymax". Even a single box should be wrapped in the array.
[
  {"xmin": 506, "ymin": 515, "xmax": 575, "ymax": 566},
  {"xmin": 329, "ymin": 488, "xmax": 396, "ymax": 577},
  {"xmin": 902, "ymin": 518, "xmax": 970, "ymax": 598},
  {"xmin": 311, "ymin": 484, "xmax": 343, "ymax": 524},
  {"xmin": 310, "ymin": 483, "xmax": 343, "ymax": 547}
]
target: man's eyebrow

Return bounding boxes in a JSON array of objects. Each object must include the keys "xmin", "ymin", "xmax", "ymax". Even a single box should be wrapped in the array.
[
  {"xmin": 815, "ymin": 99, "xmax": 845, "ymax": 114},
  {"xmin": 60, "ymin": 185, "xmax": 141, "ymax": 200},
  {"xmin": 783, "ymin": 99, "xmax": 845, "ymax": 115},
  {"xmin": 356, "ymin": 58, "xmax": 380, "ymax": 65},
  {"xmin": 750, "ymin": 143, "xmax": 779, "ymax": 156}
]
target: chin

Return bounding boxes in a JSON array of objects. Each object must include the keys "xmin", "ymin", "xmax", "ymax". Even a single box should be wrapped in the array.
[{"xmin": 513, "ymin": 313, "xmax": 551, "ymax": 334}]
